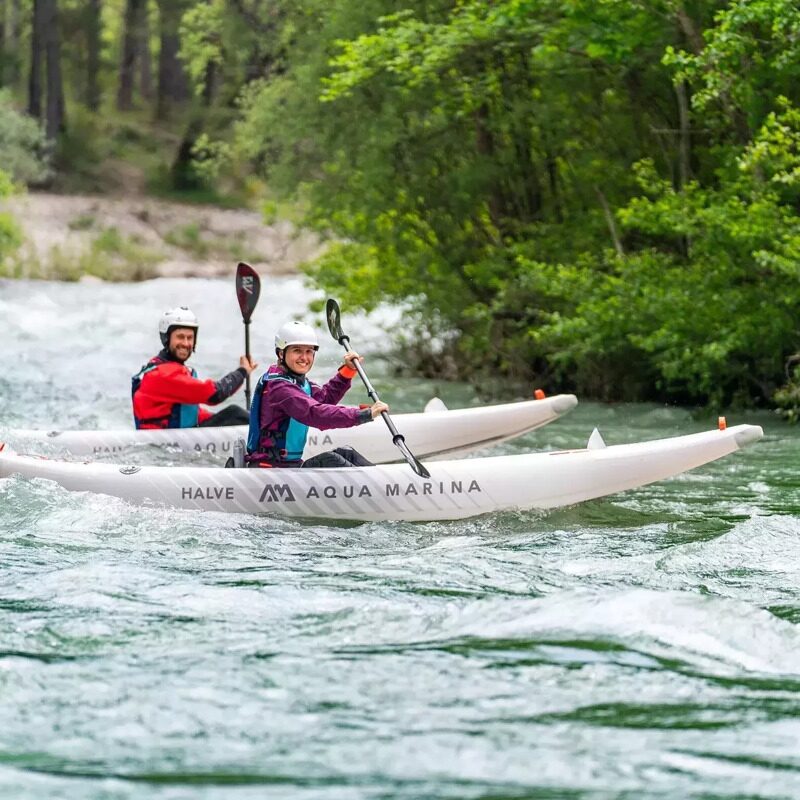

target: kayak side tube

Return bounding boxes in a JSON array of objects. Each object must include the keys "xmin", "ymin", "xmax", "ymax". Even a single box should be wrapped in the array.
[
  {"xmin": 0, "ymin": 424, "xmax": 763, "ymax": 522},
  {"xmin": 3, "ymin": 394, "xmax": 578, "ymax": 461}
]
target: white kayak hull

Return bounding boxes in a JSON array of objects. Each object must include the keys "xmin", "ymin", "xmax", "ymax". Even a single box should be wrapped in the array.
[
  {"xmin": 0, "ymin": 425, "xmax": 763, "ymax": 522},
  {"xmin": 3, "ymin": 395, "xmax": 577, "ymax": 462}
]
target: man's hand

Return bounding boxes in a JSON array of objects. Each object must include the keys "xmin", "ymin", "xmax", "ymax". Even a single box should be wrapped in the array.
[{"xmin": 239, "ymin": 356, "xmax": 258, "ymax": 375}]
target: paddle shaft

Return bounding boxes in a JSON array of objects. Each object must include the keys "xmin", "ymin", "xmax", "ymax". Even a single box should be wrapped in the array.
[
  {"xmin": 244, "ymin": 320, "xmax": 252, "ymax": 410},
  {"xmin": 337, "ymin": 335, "xmax": 429, "ymax": 476},
  {"xmin": 348, "ymin": 347, "xmax": 398, "ymax": 438}
]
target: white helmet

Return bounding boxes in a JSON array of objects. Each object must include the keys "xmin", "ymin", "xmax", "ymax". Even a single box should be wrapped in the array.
[
  {"xmin": 159, "ymin": 306, "xmax": 199, "ymax": 348},
  {"xmin": 274, "ymin": 320, "xmax": 319, "ymax": 351}
]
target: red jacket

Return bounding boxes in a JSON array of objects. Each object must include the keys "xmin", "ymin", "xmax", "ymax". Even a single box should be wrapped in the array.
[{"xmin": 132, "ymin": 351, "xmax": 245, "ymax": 429}]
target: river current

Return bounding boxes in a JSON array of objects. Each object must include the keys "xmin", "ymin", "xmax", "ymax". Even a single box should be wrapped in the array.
[{"xmin": 0, "ymin": 277, "xmax": 798, "ymax": 799}]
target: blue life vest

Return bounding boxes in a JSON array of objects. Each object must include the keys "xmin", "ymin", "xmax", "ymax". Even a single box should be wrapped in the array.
[
  {"xmin": 131, "ymin": 357, "xmax": 200, "ymax": 429},
  {"xmin": 247, "ymin": 372, "xmax": 312, "ymax": 461}
]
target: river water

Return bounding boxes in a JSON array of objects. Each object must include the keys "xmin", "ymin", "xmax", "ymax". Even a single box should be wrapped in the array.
[{"xmin": 1, "ymin": 278, "xmax": 798, "ymax": 799}]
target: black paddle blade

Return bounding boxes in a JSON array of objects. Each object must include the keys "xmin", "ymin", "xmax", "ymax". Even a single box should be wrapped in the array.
[
  {"xmin": 397, "ymin": 439, "xmax": 431, "ymax": 479},
  {"xmin": 411, "ymin": 458, "xmax": 431, "ymax": 480},
  {"xmin": 236, "ymin": 262, "xmax": 261, "ymax": 323},
  {"xmin": 325, "ymin": 298, "xmax": 347, "ymax": 344}
]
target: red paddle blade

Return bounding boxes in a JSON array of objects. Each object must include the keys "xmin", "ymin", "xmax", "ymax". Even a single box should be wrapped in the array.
[{"xmin": 236, "ymin": 262, "xmax": 261, "ymax": 323}]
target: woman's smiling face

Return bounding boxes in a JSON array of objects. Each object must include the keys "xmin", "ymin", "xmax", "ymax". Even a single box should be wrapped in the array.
[{"xmin": 283, "ymin": 345, "xmax": 317, "ymax": 374}]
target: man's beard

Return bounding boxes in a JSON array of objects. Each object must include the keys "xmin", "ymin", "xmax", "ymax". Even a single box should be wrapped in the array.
[{"xmin": 169, "ymin": 346, "xmax": 191, "ymax": 363}]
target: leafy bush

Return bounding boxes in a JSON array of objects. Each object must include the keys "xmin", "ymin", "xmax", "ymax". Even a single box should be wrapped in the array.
[{"xmin": 0, "ymin": 90, "xmax": 50, "ymax": 185}]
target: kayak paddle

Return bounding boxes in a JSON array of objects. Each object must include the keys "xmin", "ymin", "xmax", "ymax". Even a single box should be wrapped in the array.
[
  {"xmin": 325, "ymin": 298, "xmax": 430, "ymax": 479},
  {"xmin": 235, "ymin": 262, "xmax": 261, "ymax": 410}
]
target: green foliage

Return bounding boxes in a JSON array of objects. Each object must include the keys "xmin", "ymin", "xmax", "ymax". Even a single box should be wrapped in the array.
[
  {"xmin": 89, "ymin": 228, "xmax": 161, "ymax": 279},
  {"xmin": 179, "ymin": 2, "xmax": 226, "ymax": 94},
  {"xmin": 0, "ymin": 210, "xmax": 23, "ymax": 270},
  {"xmin": 189, "ymin": 133, "xmax": 232, "ymax": 183},
  {"xmin": 666, "ymin": 0, "xmax": 800, "ymax": 136},
  {"xmin": 774, "ymin": 365, "xmax": 800, "ymax": 423},
  {"xmin": 2, "ymin": 227, "xmax": 163, "ymax": 282},
  {"xmin": 52, "ymin": 106, "xmax": 184, "ymax": 194},
  {"xmin": 739, "ymin": 99, "xmax": 800, "ymax": 199},
  {"xmin": 532, "ymin": 103, "xmax": 800, "ymax": 405},
  {"xmin": 231, "ymin": 0, "xmax": 800, "ymax": 407},
  {"xmin": 0, "ymin": 164, "xmax": 24, "ymax": 273},
  {"xmin": 162, "ymin": 220, "xmax": 258, "ymax": 263},
  {"xmin": 146, "ymin": 167, "xmax": 248, "ymax": 208},
  {"xmin": 68, "ymin": 214, "xmax": 97, "ymax": 231},
  {"xmin": 0, "ymin": 90, "xmax": 51, "ymax": 185},
  {"xmin": 164, "ymin": 222, "xmax": 209, "ymax": 258},
  {"xmin": 304, "ymin": 241, "xmax": 384, "ymax": 311},
  {"xmin": 8, "ymin": 0, "xmax": 800, "ymax": 407}
]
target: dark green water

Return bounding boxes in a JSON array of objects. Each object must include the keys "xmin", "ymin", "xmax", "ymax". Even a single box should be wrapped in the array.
[{"xmin": 1, "ymin": 279, "xmax": 798, "ymax": 798}]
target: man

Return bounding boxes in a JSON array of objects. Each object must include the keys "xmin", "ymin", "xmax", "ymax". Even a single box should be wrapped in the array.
[
  {"xmin": 132, "ymin": 306, "xmax": 257, "ymax": 429},
  {"xmin": 246, "ymin": 320, "xmax": 387, "ymax": 468}
]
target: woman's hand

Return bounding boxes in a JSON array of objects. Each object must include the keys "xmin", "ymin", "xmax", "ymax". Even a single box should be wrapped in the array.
[
  {"xmin": 342, "ymin": 350, "xmax": 362, "ymax": 370},
  {"xmin": 370, "ymin": 401, "xmax": 389, "ymax": 419}
]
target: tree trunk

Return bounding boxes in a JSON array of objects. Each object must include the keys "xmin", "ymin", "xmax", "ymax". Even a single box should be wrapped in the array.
[
  {"xmin": 43, "ymin": 0, "xmax": 65, "ymax": 138},
  {"xmin": 201, "ymin": 60, "xmax": 216, "ymax": 105},
  {"xmin": 673, "ymin": 4, "xmax": 704, "ymax": 55},
  {"xmin": 6, "ymin": 0, "xmax": 19, "ymax": 84},
  {"xmin": 138, "ymin": 0, "xmax": 153, "ymax": 101},
  {"xmin": 675, "ymin": 79, "xmax": 692, "ymax": 258},
  {"xmin": 155, "ymin": 0, "xmax": 189, "ymax": 120},
  {"xmin": 171, "ymin": 117, "xmax": 204, "ymax": 190},
  {"xmin": 675, "ymin": 80, "xmax": 691, "ymax": 188},
  {"xmin": 0, "ymin": 0, "xmax": 6, "ymax": 86},
  {"xmin": 595, "ymin": 187, "xmax": 624, "ymax": 256},
  {"xmin": 2, "ymin": 0, "xmax": 19, "ymax": 86},
  {"xmin": 117, "ymin": 0, "xmax": 144, "ymax": 110},
  {"xmin": 86, "ymin": 0, "xmax": 101, "ymax": 110},
  {"xmin": 474, "ymin": 102, "xmax": 505, "ymax": 234},
  {"xmin": 28, "ymin": 0, "xmax": 45, "ymax": 119}
]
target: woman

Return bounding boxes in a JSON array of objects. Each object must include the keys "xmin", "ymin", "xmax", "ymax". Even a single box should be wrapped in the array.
[{"xmin": 245, "ymin": 320, "xmax": 387, "ymax": 468}]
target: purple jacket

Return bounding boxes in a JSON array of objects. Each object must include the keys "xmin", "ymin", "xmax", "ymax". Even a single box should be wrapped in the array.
[{"xmin": 253, "ymin": 364, "xmax": 372, "ymax": 464}]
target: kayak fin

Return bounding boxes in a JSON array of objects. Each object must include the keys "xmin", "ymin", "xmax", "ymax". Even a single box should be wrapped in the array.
[
  {"xmin": 587, "ymin": 428, "xmax": 607, "ymax": 450},
  {"xmin": 424, "ymin": 397, "xmax": 448, "ymax": 412}
]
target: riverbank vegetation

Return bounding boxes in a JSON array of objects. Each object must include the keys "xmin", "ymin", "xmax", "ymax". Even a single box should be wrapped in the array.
[{"xmin": 2, "ymin": 1, "xmax": 800, "ymax": 412}]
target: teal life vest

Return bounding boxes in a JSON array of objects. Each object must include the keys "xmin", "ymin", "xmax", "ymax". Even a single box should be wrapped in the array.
[{"xmin": 247, "ymin": 371, "xmax": 312, "ymax": 461}]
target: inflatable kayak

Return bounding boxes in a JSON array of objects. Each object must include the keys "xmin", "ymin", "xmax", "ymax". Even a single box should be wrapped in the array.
[
  {"xmin": 3, "ymin": 394, "xmax": 577, "ymax": 462},
  {"xmin": 0, "ymin": 424, "xmax": 763, "ymax": 522}
]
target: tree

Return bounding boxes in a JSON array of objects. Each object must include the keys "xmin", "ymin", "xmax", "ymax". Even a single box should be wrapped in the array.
[
  {"xmin": 27, "ymin": 0, "xmax": 44, "ymax": 119},
  {"xmin": 0, "ymin": 0, "xmax": 22, "ymax": 86},
  {"xmin": 155, "ymin": 0, "xmax": 190, "ymax": 119},
  {"xmin": 27, "ymin": 0, "xmax": 66, "ymax": 139},
  {"xmin": 117, "ymin": 0, "xmax": 145, "ymax": 110},
  {"xmin": 230, "ymin": 0, "xmax": 800, "ymax": 405},
  {"xmin": 86, "ymin": 0, "xmax": 102, "ymax": 110},
  {"xmin": 139, "ymin": 0, "xmax": 153, "ymax": 101},
  {"xmin": 43, "ymin": 0, "xmax": 65, "ymax": 139}
]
